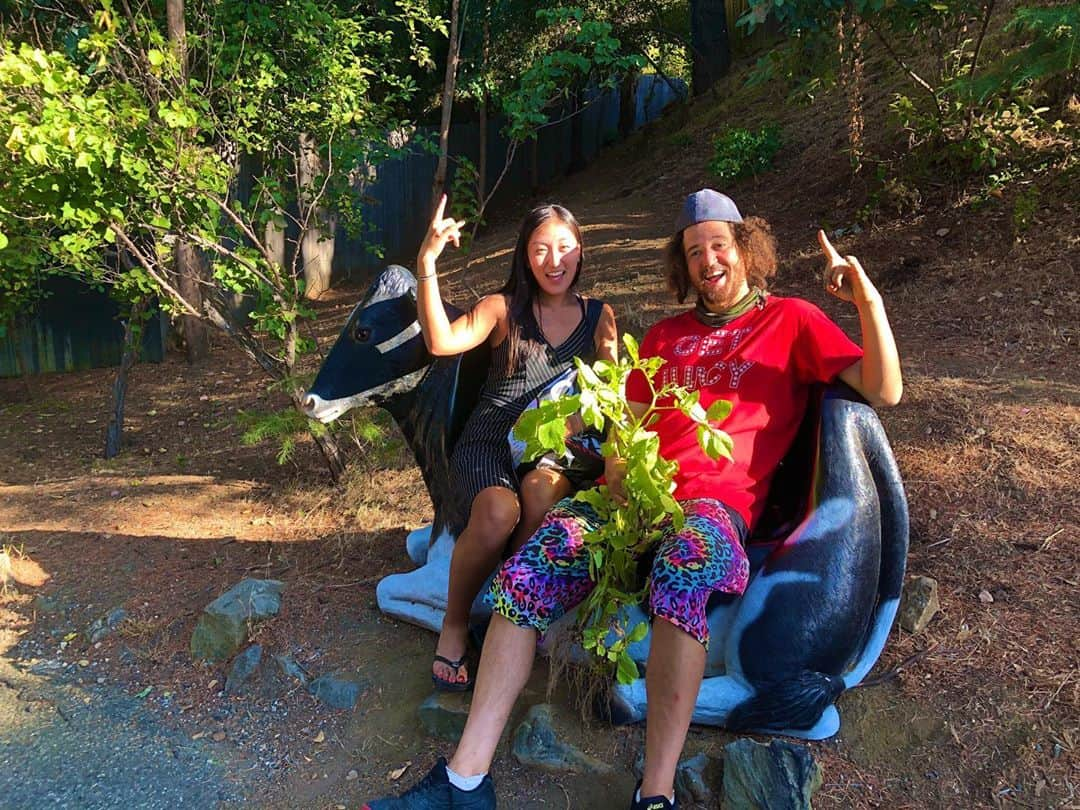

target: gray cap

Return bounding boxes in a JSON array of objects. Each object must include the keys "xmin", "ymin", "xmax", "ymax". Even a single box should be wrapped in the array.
[{"xmin": 674, "ymin": 189, "xmax": 743, "ymax": 232}]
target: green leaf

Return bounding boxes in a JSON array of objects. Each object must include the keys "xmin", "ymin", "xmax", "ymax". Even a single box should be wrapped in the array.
[
  {"xmin": 0, "ymin": 232, "xmax": 8, "ymax": 250},
  {"xmin": 615, "ymin": 652, "xmax": 640, "ymax": 685},
  {"xmin": 706, "ymin": 399, "xmax": 733, "ymax": 422},
  {"xmin": 627, "ymin": 621, "xmax": 649, "ymax": 644}
]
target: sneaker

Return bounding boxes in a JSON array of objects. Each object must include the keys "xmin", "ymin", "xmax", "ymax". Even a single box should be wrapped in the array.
[
  {"xmin": 363, "ymin": 758, "xmax": 496, "ymax": 809},
  {"xmin": 629, "ymin": 781, "xmax": 677, "ymax": 810}
]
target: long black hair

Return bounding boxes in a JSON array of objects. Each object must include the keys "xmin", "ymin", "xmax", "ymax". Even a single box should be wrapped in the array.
[{"xmin": 498, "ymin": 204, "xmax": 583, "ymax": 369}]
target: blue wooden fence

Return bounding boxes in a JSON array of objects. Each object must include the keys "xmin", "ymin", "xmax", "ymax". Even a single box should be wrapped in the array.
[{"xmin": 0, "ymin": 75, "xmax": 685, "ymax": 378}]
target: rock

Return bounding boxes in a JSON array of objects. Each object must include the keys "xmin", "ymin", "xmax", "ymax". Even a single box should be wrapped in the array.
[
  {"xmin": 419, "ymin": 691, "xmax": 472, "ymax": 742},
  {"xmin": 632, "ymin": 750, "xmax": 723, "ymax": 806},
  {"xmin": 190, "ymin": 579, "xmax": 283, "ymax": 664},
  {"xmin": 225, "ymin": 645, "xmax": 263, "ymax": 694},
  {"xmin": 898, "ymin": 576, "xmax": 940, "ymax": 633},
  {"xmin": 675, "ymin": 752, "xmax": 723, "ymax": 806},
  {"xmin": 308, "ymin": 672, "xmax": 366, "ymax": 710},
  {"xmin": 978, "ymin": 589, "xmax": 994, "ymax": 604},
  {"xmin": 87, "ymin": 607, "xmax": 128, "ymax": 644},
  {"xmin": 274, "ymin": 654, "xmax": 309, "ymax": 685},
  {"xmin": 511, "ymin": 704, "xmax": 612, "ymax": 775},
  {"xmin": 722, "ymin": 738, "xmax": 822, "ymax": 810}
]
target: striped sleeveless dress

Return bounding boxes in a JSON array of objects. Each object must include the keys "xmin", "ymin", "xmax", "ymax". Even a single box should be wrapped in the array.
[{"xmin": 449, "ymin": 295, "xmax": 605, "ymax": 516}]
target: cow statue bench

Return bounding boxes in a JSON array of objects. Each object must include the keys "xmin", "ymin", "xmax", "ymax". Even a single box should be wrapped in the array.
[{"xmin": 303, "ymin": 265, "xmax": 909, "ymax": 740}]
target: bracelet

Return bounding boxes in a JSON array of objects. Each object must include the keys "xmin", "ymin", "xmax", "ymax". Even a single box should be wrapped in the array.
[{"xmin": 416, "ymin": 272, "xmax": 437, "ymax": 281}]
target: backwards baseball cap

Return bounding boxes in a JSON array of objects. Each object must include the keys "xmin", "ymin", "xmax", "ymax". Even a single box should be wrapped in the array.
[{"xmin": 674, "ymin": 189, "xmax": 743, "ymax": 233}]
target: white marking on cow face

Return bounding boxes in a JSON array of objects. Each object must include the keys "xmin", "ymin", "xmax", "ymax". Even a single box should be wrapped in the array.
[
  {"xmin": 302, "ymin": 367, "xmax": 428, "ymax": 423},
  {"xmin": 375, "ymin": 320, "xmax": 422, "ymax": 354}
]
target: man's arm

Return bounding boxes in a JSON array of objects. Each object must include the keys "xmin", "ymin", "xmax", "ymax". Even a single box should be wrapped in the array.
[{"xmin": 819, "ymin": 230, "xmax": 902, "ymax": 407}]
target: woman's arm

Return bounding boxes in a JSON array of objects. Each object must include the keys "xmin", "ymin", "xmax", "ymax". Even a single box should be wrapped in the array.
[
  {"xmin": 593, "ymin": 302, "xmax": 619, "ymax": 364},
  {"xmin": 819, "ymin": 230, "xmax": 903, "ymax": 407},
  {"xmin": 416, "ymin": 195, "xmax": 506, "ymax": 356}
]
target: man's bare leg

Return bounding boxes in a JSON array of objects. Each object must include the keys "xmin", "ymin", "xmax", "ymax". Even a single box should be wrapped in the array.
[
  {"xmin": 639, "ymin": 617, "xmax": 706, "ymax": 799},
  {"xmin": 449, "ymin": 613, "xmax": 538, "ymax": 776},
  {"xmin": 435, "ymin": 487, "xmax": 521, "ymax": 686}
]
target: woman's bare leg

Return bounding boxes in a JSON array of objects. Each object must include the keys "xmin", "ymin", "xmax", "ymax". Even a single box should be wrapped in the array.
[
  {"xmin": 510, "ymin": 467, "xmax": 572, "ymax": 553},
  {"xmin": 434, "ymin": 486, "xmax": 521, "ymax": 685}
]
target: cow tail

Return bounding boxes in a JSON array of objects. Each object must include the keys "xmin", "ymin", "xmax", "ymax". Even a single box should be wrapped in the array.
[{"xmin": 724, "ymin": 671, "xmax": 846, "ymax": 733}]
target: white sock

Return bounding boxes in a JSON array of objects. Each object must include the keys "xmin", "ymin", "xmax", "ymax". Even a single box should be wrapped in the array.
[
  {"xmin": 446, "ymin": 765, "xmax": 486, "ymax": 792},
  {"xmin": 635, "ymin": 787, "xmax": 676, "ymax": 804}
]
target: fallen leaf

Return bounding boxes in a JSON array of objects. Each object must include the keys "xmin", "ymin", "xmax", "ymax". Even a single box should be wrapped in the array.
[
  {"xmin": 389, "ymin": 762, "xmax": 411, "ymax": 781},
  {"xmin": 212, "ymin": 731, "xmax": 226, "ymax": 742},
  {"xmin": 978, "ymin": 589, "xmax": 994, "ymax": 604},
  {"xmin": 313, "ymin": 730, "xmax": 325, "ymax": 744}
]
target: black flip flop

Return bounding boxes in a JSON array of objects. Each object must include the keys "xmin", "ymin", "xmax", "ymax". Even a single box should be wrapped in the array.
[{"xmin": 431, "ymin": 654, "xmax": 474, "ymax": 692}]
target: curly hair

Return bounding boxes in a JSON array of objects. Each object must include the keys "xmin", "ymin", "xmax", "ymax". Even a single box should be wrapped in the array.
[{"xmin": 663, "ymin": 216, "xmax": 779, "ymax": 303}]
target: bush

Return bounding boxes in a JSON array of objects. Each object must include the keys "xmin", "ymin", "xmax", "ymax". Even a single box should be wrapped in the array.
[{"xmin": 708, "ymin": 125, "xmax": 782, "ymax": 182}]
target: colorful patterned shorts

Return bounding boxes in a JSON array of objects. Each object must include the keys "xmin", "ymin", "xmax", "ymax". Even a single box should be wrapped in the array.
[{"xmin": 488, "ymin": 497, "xmax": 749, "ymax": 648}]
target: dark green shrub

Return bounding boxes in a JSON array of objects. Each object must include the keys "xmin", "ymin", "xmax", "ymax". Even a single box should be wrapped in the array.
[{"xmin": 708, "ymin": 125, "xmax": 782, "ymax": 182}]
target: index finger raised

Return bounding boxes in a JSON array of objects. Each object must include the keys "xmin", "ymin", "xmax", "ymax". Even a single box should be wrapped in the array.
[
  {"xmin": 433, "ymin": 194, "xmax": 447, "ymax": 222},
  {"xmin": 817, "ymin": 229, "xmax": 843, "ymax": 263}
]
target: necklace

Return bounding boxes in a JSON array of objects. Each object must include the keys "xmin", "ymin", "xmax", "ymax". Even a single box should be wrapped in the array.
[{"xmin": 694, "ymin": 288, "xmax": 766, "ymax": 327}]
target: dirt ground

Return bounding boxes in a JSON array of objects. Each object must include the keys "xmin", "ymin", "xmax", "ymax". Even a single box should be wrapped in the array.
[{"xmin": 2, "ymin": 46, "xmax": 1078, "ymax": 810}]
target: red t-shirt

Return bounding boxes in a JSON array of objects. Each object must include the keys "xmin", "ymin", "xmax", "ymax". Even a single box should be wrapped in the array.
[{"xmin": 625, "ymin": 297, "xmax": 863, "ymax": 531}]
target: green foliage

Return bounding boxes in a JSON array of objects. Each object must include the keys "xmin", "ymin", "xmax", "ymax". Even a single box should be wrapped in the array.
[
  {"xmin": 741, "ymin": 1, "xmax": 1078, "ymax": 188},
  {"xmin": 448, "ymin": 156, "xmax": 483, "ymax": 252},
  {"xmin": 1012, "ymin": 183, "xmax": 1041, "ymax": 234},
  {"xmin": 237, "ymin": 407, "xmax": 328, "ymax": 466},
  {"xmin": 967, "ymin": 6, "xmax": 1080, "ymax": 102},
  {"xmin": 514, "ymin": 334, "xmax": 733, "ymax": 684},
  {"xmin": 708, "ymin": 125, "xmax": 782, "ymax": 183}
]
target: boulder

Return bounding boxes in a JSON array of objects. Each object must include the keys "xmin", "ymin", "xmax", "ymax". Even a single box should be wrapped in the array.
[
  {"xmin": 511, "ymin": 704, "xmax": 611, "ymax": 775},
  {"xmin": 898, "ymin": 575, "xmax": 940, "ymax": 634},
  {"xmin": 190, "ymin": 579, "xmax": 283, "ymax": 664},
  {"xmin": 225, "ymin": 644, "xmax": 263, "ymax": 694},
  {"xmin": 722, "ymin": 738, "xmax": 822, "ymax": 810},
  {"xmin": 633, "ymin": 750, "xmax": 723, "ymax": 806},
  {"xmin": 308, "ymin": 672, "xmax": 366, "ymax": 710}
]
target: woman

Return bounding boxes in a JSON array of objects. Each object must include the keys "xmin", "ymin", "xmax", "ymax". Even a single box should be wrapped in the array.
[{"xmin": 417, "ymin": 196, "xmax": 618, "ymax": 690}]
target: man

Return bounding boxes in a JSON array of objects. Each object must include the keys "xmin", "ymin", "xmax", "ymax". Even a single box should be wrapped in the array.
[{"xmin": 364, "ymin": 189, "xmax": 902, "ymax": 810}]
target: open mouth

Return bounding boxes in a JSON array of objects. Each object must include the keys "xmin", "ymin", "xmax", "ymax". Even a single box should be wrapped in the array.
[
  {"xmin": 703, "ymin": 267, "xmax": 728, "ymax": 286},
  {"xmin": 545, "ymin": 270, "xmax": 566, "ymax": 281}
]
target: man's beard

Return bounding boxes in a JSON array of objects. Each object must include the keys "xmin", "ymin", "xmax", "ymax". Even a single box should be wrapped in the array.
[{"xmin": 696, "ymin": 263, "xmax": 746, "ymax": 311}]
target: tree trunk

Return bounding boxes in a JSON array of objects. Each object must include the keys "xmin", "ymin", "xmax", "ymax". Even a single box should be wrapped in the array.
[
  {"xmin": 431, "ymin": 0, "xmax": 462, "ymax": 209},
  {"xmin": 298, "ymin": 132, "xmax": 335, "ymax": 300},
  {"xmin": 477, "ymin": 14, "xmax": 490, "ymax": 201},
  {"xmin": 167, "ymin": 0, "xmax": 211, "ymax": 360},
  {"xmin": 689, "ymin": 0, "xmax": 732, "ymax": 95},
  {"xmin": 104, "ymin": 297, "xmax": 149, "ymax": 459},
  {"xmin": 176, "ymin": 241, "xmax": 210, "ymax": 361}
]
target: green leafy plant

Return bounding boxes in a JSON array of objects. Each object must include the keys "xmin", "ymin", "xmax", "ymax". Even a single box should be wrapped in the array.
[
  {"xmin": 708, "ymin": 125, "xmax": 782, "ymax": 183},
  {"xmin": 514, "ymin": 334, "xmax": 733, "ymax": 684}
]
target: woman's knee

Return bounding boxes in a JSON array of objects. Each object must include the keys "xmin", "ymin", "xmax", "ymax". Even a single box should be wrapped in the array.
[
  {"xmin": 467, "ymin": 487, "xmax": 521, "ymax": 541},
  {"xmin": 519, "ymin": 468, "xmax": 570, "ymax": 515}
]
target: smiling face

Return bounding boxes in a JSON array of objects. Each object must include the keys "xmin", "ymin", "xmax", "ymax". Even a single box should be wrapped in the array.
[
  {"xmin": 527, "ymin": 220, "xmax": 581, "ymax": 298},
  {"xmin": 682, "ymin": 219, "xmax": 750, "ymax": 312}
]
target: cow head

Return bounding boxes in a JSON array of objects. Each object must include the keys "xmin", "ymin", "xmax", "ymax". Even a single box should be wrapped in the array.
[{"xmin": 303, "ymin": 265, "xmax": 431, "ymax": 423}]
